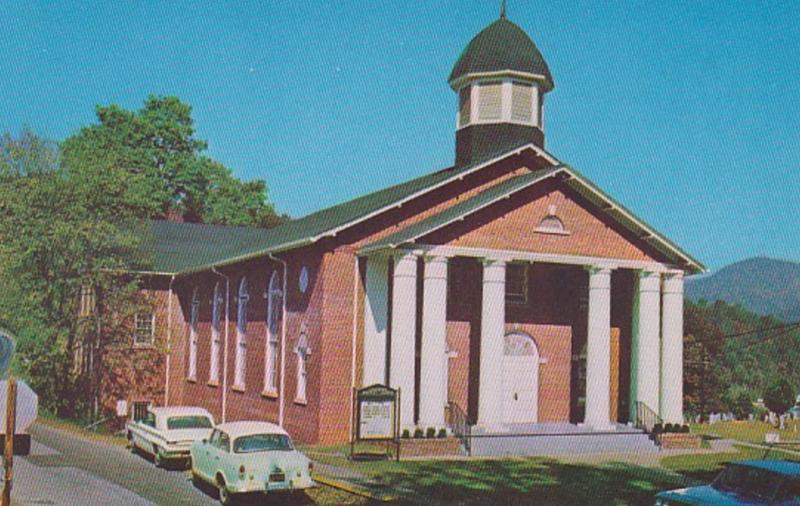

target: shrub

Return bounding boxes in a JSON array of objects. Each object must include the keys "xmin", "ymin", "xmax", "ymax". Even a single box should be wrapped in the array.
[
  {"xmin": 401, "ymin": 429, "xmax": 410, "ymax": 439},
  {"xmin": 652, "ymin": 423, "xmax": 663, "ymax": 434},
  {"xmin": 681, "ymin": 424, "xmax": 690, "ymax": 433},
  {"xmin": 413, "ymin": 428, "xmax": 424, "ymax": 439},
  {"xmin": 437, "ymin": 428, "xmax": 447, "ymax": 438},
  {"xmin": 664, "ymin": 423, "xmax": 674, "ymax": 433},
  {"xmin": 753, "ymin": 404, "xmax": 769, "ymax": 421},
  {"xmin": 426, "ymin": 427, "xmax": 436, "ymax": 439}
]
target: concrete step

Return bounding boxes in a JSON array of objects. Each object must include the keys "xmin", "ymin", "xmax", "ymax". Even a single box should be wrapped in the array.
[{"xmin": 467, "ymin": 432, "xmax": 658, "ymax": 457}]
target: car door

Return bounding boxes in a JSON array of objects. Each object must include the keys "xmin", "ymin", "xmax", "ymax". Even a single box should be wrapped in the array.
[
  {"xmin": 141, "ymin": 411, "xmax": 158, "ymax": 454},
  {"xmin": 196, "ymin": 429, "xmax": 219, "ymax": 480},
  {"xmin": 133, "ymin": 411, "xmax": 156, "ymax": 452},
  {"xmin": 214, "ymin": 431, "xmax": 232, "ymax": 481}
]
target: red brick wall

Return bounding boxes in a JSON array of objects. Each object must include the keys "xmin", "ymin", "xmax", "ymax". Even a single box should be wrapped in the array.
[
  {"xmin": 316, "ymin": 250, "xmax": 359, "ymax": 445},
  {"xmin": 99, "ymin": 283, "xmax": 182, "ymax": 420},
  {"xmin": 280, "ymin": 248, "xmax": 325, "ymax": 444}
]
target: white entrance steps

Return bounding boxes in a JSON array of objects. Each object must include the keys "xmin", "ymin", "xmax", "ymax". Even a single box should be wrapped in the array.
[{"xmin": 465, "ymin": 422, "xmax": 659, "ymax": 457}]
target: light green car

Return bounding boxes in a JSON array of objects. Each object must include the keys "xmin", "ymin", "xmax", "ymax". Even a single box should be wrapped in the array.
[{"xmin": 190, "ymin": 421, "xmax": 315, "ymax": 504}]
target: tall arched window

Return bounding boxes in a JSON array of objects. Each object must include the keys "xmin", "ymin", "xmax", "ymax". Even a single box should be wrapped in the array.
[
  {"xmin": 295, "ymin": 332, "xmax": 310, "ymax": 403},
  {"xmin": 264, "ymin": 271, "xmax": 283, "ymax": 393},
  {"xmin": 234, "ymin": 277, "xmax": 249, "ymax": 389},
  {"xmin": 209, "ymin": 282, "xmax": 222, "ymax": 383},
  {"xmin": 188, "ymin": 287, "xmax": 200, "ymax": 380}
]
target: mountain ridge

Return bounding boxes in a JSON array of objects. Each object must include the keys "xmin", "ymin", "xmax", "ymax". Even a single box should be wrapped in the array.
[{"xmin": 685, "ymin": 257, "xmax": 800, "ymax": 323}]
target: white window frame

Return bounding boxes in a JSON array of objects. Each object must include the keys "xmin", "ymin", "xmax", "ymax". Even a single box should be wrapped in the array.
[
  {"xmin": 264, "ymin": 271, "xmax": 283, "ymax": 394},
  {"xmin": 188, "ymin": 287, "xmax": 200, "ymax": 381},
  {"xmin": 234, "ymin": 277, "xmax": 249, "ymax": 390},
  {"xmin": 209, "ymin": 282, "xmax": 222, "ymax": 384},
  {"xmin": 294, "ymin": 333, "xmax": 310, "ymax": 404},
  {"xmin": 134, "ymin": 311, "xmax": 156, "ymax": 347}
]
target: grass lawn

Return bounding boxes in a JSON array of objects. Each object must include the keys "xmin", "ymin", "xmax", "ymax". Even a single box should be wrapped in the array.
[
  {"xmin": 303, "ymin": 442, "xmax": 800, "ymax": 505},
  {"xmin": 662, "ymin": 444, "xmax": 800, "ymax": 483},
  {"xmin": 690, "ymin": 420, "xmax": 800, "ymax": 445}
]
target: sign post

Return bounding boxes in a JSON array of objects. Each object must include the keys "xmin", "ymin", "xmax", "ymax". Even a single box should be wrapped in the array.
[
  {"xmin": 350, "ymin": 384, "xmax": 400, "ymax": 461},
  {"xmin": 2, "ymin": 377, "xmax": 16, "ymax": 506}
]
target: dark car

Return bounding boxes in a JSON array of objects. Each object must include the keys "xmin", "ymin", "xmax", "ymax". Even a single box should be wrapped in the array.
[{"xmin": 655, "ymin": 460, "xmax": 800, "ymax": 505}]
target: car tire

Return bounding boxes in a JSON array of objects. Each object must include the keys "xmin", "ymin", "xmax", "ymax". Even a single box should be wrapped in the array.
[{"xmin": 217, "ymin": 477, "xmax": 234, "ymax": 506}]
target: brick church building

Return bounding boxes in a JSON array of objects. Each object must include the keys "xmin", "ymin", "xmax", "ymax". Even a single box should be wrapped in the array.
[{"xmin": 104, "ymin": 12, "xmax": 703, "ymax": 445}]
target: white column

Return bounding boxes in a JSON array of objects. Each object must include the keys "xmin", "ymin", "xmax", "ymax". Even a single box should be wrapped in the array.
[
  {"xmin": 363, "ymin": 255, "xmax": 389, "ymax": 386},
  {"xmin": 629, "ymin": 271, "xmax": 661, "ymax": 421},
  {"xmin": 390, "ymin": 252, "xmax": 418, "ymax": 430},
  {"xmin": 477, "ymin": 259, "xmax": 506, "ymax": 430},
  {"xmin": 584, "ymin": 267, "xmax": 613, "ymax": 430},
  {"xmin": 660, "ymin": 272, "xmax": 685, "ymax": 424},
  {"xmin": 418, "ymin": 256, "xmax": 448, "ymax": 429}
]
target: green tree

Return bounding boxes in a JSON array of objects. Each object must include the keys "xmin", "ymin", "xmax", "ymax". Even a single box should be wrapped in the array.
[
  {"xmin": 763, "ymin": 378, "xmax": 795, "ymax": 420},
  {"xmin": 0, "ymin": 129, "xmax": 145, "ymax": 417},
  {"xmin": 683, "ymin": 300, "xmax": 725, "ymax": 420},
  {"xmin": 722, "ymin": 385, "xmax": 753, "ymax": 420},
  {"xmin": 60, "ymin": 95, "xmax": 287, "ymax": 227}
]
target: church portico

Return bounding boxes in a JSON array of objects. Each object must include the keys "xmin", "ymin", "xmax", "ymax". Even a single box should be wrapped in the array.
[{"xmin": 359, "ymin": 243, "xmax": 686, "ymax": 434}]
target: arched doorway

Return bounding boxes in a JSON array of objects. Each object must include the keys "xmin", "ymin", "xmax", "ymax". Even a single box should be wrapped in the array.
[{"xmin": 502, "ymin": 332, "xmax": 539, "ymax": 424}]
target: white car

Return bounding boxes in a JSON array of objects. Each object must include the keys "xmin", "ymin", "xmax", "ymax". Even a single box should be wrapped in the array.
[
  {"xmin": 126, "ymin": 406, "xmax": 214, "ymax": 467},
  {"xmin": 190, "ymin": 421, "xmax": 315, "ymax": 504}
]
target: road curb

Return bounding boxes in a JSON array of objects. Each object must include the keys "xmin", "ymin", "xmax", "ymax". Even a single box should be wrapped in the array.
[{"xmin": 313, "ymin": 474, "xmax": 397, "ymax": 502}]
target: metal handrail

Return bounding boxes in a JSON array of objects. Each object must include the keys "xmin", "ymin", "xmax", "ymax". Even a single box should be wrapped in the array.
[
  {"xmin": 635, "ymin": 401, "xmax": 663, "ymax": 433},
  {"xmin": 446, "ymin": 401, "xmax": 472, "ymax": 456}
]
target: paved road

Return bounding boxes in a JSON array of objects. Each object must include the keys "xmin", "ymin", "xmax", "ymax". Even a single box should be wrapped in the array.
[
  {"xmin": 14, "ymin": 422, "xmax": 219, "ymax": 505},
  {"xmin": 13, "ymin": 422, "xmax": 365, "ymax": 506}
]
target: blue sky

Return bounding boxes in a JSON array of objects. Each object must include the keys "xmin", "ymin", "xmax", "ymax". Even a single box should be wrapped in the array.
[{"xmin": 3, "ymin": 1, "xmax": 799, "ymax": 271}]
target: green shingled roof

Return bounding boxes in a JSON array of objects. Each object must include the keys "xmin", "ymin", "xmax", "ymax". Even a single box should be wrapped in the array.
[
  {"xmin": 143, "ymin": 146, "xmax": 549, "ymax": 274},
  {"xmin": 449, "ymin": 18, "xmax": 554, "ymax": 91},
  {"xmin": 143, "ymin": 144, "xmax": 704, "ymax": 276}
]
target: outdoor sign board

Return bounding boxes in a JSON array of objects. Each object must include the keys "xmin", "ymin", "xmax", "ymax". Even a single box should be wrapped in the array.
[
  {"xmin": 351, "ymin": 384, "xmax": 400, "ymax": 461},
  {"xmin": 358, "ymin": 385, "xmax": 396, "ymax": 440}
]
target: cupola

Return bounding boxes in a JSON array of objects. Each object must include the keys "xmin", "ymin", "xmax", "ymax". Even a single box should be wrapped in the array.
[{"xmin": 450, "ymin": 6, "xmax": 554, "ymax": 166}]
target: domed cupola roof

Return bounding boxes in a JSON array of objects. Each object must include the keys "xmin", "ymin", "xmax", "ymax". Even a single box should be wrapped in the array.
[{"xmin": 448, "ymin": 17, "xmax": 554, "ymax": 92}]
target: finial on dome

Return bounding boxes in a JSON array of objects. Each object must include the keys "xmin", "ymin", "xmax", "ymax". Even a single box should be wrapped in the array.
[{"xmin": 500, "ymin": 0, "xmax": 507, "ymax": 19}]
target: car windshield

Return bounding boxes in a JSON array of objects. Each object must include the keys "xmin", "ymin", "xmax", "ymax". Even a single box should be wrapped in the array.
[
  {"xmin": 166, "ymin": 416, "xmax": 213, "ymax": 430},
  {"xmin": 233, "ymin": 433, "xmax": 293, "ymax": 453},
  {"xmin": 712, "ymin": 464, "xmax": 785, "ymax": 500}
]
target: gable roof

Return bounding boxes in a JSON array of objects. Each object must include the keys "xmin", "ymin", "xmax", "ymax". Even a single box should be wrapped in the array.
[
  {"xmin": 361, "ymin": 165, "xmax": 705, "ymax": 274},
  {"xmin": 145, "ymin": 144, "xmax": 558, "ymax": 275},
  {"xmin": 142, "ymin": 143, "xmax": 703, "ymax": 276}
]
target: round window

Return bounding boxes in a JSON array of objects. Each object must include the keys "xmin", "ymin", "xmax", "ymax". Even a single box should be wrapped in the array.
[{"xmin": 298, "ymin": 266, "xmax": 309, "ymax": 293}]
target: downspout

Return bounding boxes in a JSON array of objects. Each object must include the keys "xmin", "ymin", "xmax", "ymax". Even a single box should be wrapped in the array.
[
  {"xmin": 350, "ymin": 255, "xmax": 360, "ymax": 439},
  {"xmin": 212, "ymin": 268, "xmax": 231, "ymax": 423},
  {"xmin": 268, "ymin": 253, "xmax": 289, "ymax": 428},
  {"xmin": 164, "ymin": 275, "xmax": 176, "ymax": 407}
]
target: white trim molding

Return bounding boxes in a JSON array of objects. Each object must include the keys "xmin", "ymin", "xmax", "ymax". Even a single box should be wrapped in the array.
[{"xmin": 409, "ymin": 244, "xmax": 683, "ymax": 275}]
